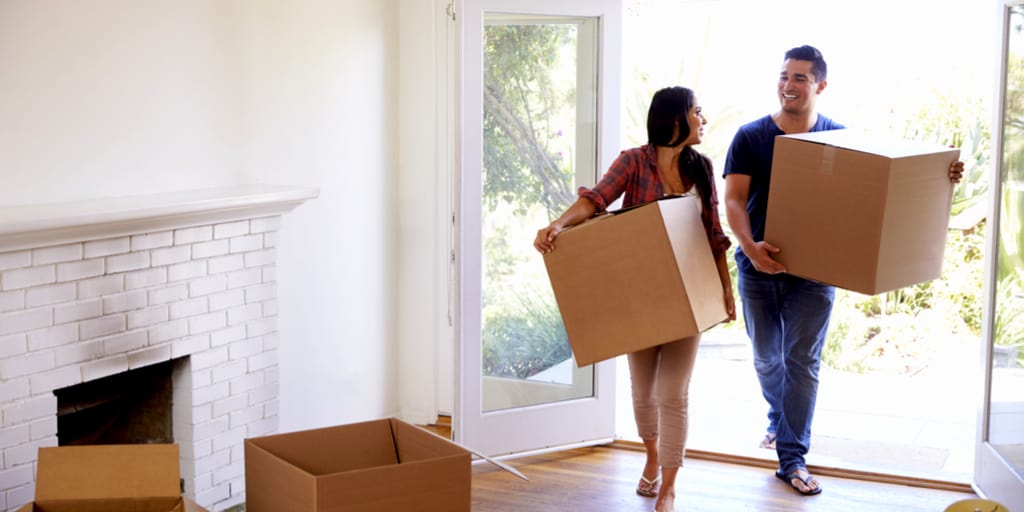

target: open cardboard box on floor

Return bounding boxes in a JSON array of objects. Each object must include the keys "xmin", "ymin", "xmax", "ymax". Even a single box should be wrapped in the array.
[
  {"xmin": 765, "ymin": 129, "xmax": 960, "ymax": 295},
  {"xmin": 542, "ymin": 194, "xmax": 728, "ymax": 367},
  {"xmin": 244, "ymin": 417, "xmax": 476, "ymax": 512},
  {"xmin": 16, "ymin": 444, "xmax": 207, "ymax": 512}
]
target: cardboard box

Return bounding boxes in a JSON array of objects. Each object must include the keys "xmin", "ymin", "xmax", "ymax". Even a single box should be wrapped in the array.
[
  {"xmin": 16, "ymin": 444, "xmax": 207, "ymax": 512},
  {"xmin": 765, "ymin": 129, "xmax": 960, "ymax": 295},
  {"xmin": 543, "ymin": 195, "xmax": 727, "ymax": 367},
  {"xmin": 244, "ymin": 417, "xmax": 471, "ymax": 512}
]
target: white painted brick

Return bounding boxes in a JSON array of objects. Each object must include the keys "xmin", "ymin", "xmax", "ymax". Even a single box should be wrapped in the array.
[
  {"xmin": 263, "ymin": 231, "xmax": 279, "ymax": 248},
  {"xmin": 212, "ymin": 395, "xmax": 247, "ymax": 418},
  {"xmin": 130, "ymin": 231, "xmax": 173, "ymax": 251},
  {"xmin": 247, "ymin": 383, "xmax": 276, "ymax": 406},
  {"xmin": 103, "ymin": 331, "xmax": 148, "ymax": 355},
  {"xmin": 53, "ymin": 298, "xmax": 102, "ymax": 324},
  {"xmin": 207, "ymin": 255, "xmax": 244, "ymax": 275},
  {"xmin": 149, "ymin": 318, "xmax": 189, "ymax": 344},
  {"xmin": 169, "ymin": 261, "xmax": 207, "ymax": 282},
  {"xmin": 189, "ymin": 312, "xmax": 226, "ymax": 335},
  {"xmin": 214, "ymin": 221, "xmax": 249, "ymax": 240},
  {"xmin": 226, "ymin": 304, "xmax": 261, "ymax": 327},
  {"xmin": 128, "ymin": 344, "xmax": 171, "ymax": 369},
  {"xmin": 244, "ymin": 249, "xmax": 276, "ymax": 268},
  {"xmin": 191, "ymin": 347, "xmax": 229, "ymax": 371},
  {"xmin": 77, "ymin": 274, "xmax": 124, "ymax": 299},
  {"xmin": 229, "ymin": 404, "xmax": 263, "ymax": 428},
  {"xmin": 244, "ymin": 283, "xmax": 275, "ymax": 303},
  {"xmin": 0, "ymin": 334, "xmax": 27, "ymax": 360},
  {"xmin": 0, "ymin": 425, "xmax": 30, "ymax": 450},
  {"xmin": 208, "ymin": 290, "xmax": 244, "ymax": 312},
  {"xmin": 228, "ymin": 235, "xmax": 262, "ymax": 254},
  {"xmin": 212, "ymin": 360, "xmax": 246, "ymax": 384},
  {"xmin": 261, "ymin": 299, "xmax": 278, "ymax": 317},
  {"xmin": 106, "ymin": 251, "xmax": 150, "ymax": 274},
  {"xmin": 210, "ymin": 326, "xmax": 245, "ymax": 347},
  {"xmin": 189, "ymin": 465, "xmax": 213, "ymax": 492},
  {"xmin": 212, "ymin": 459, "xmax": 244, "ymax": 485},
  {"xmin": 5, "ymin": 438, "xmax": 55, "ymax": 467},
  {"xmin": 250, "ymin": 216, "xmax": 281, "ymax": 234},
  {"xmin": 3, "ymin": 394, "xmax": 56, "ymax": 426},
  {"xmin": 230, "ymin": 338, "xmax": 264, "ymax": 362},
  {"xmin": 27, "ymin": 323, "xmax": 78, "ymax": 351},
  {"xmin": 0, "ymin": 251, "xmax": 31, "ymax": 271},
  {"xmin": 0, "ymin": 351, "xmax": 55, "ymax": 380},
  {"xmin": 194, "ymin": 447, "xmax": 231, "ymax": 478},
  {"xmin": 193, "ymin": 239, "xmax": 230, "ymax": 259},
  {"xmin": 187, "ymin": 404, "xmax": 213, "ymax": 430},
  {"xmin": 81, "ymin": 354, "xmax": 129, "ymax": 382},
  {"xmin": 29, "ymin": 416, "xmax": 57, "ymax": 441},
  {"xmin": 32, "ymin": 244, "xmax": 82, "ymax": 265},
  {"xmin": 0, "ymin": 465, "xmax": 33, "ymax": 492},
  {"xmin": 171, "ymin": 335, "xmax": 210, "ymax": 359},
  {"xmin": 247, "ymin": 416, "xmax": 278, "ymax": 437},
  {"xmin": 248, "ymin": 349, "xmax": 277, "ymax": 372},
  {"xmin": 2, "ymin": 265, "xmax": 55, "ymax": 291},
  {"xmin": 195, "ymin": 482, "xmax": 230, "ymax": 508},
  {"xmin": 8, "ymin": 482, "xmax": 35, "ymax": 511},
  {"xmin": 0, "ymin": 290, "xmax": 25, "ymax": 313},
  {"xmin": 103, "ymin": 289, "xmax": 148, "ymax": 314},
  {"xmin": 246, "ymin": 319, "xmax": 276, "ymax": 338},
  {"xmin": 0, "ymin": 308, "xmax": 52, "ymax": 336},
  {"xmin": 0, "ymin": 379, "xmax": 29, "ymax": 404},
  {"xmin": 127, "ymin": 305, "xmax": 169, "ymax": 330},
  {"xmin": 79, "ymin": 314, "xmax": 125, "ymax": 340},
  {"xmin": 190, "ymin": 368, "xmax": 212, "ymax": 388},
  {"xmin": 261, "ymin": 267, "xmax": 277, "ymax": 283},
  {"xmin": 125, "ymin": 267, "xmax": 167, "ymax": 290},
  {"xmin": 262, "ymin": 332, "xmax": 279, "ymax": 351},
  {"xmin": 229, "ymin": 372, "xmax": 264, "ymax": 396},
  {"xmin": 29, "ymin": 365, "xmax": 81, "ymax": 394},
  {"xmin": 149, "ymin": 284, "xmax": 189, "ymax": 306},
  {"xmin": 54, "ymin": 339, "xmax": 103, "ymax": 366},
  {"xmin": 190, "ymin": 275, "xmax": 227, "ymax": 298},
  {"xmin": 169, "ymin": 297, "xmax": 208, "ymax": 320},
  {"xmin": 84, "ymin": 237, "xmax": 130, "ymax": 258},
  {"xmin": 263, "ymin": 398, "xmax": 279, "ymax": 419},
  {"xmin": 151, "ymin": 245, "xmax": 192, "ymax": 267},
  {"xmin": 56, "ymin": 258, "xmax": 105, "ymax": 283},
  {"xmin": 25, "ymin": 282, "xmax": 75, "ymax": 307},
  {"xmin": 174, "ymin": 226, "xmax": 213, "ymax": 245},
  {"xmin": 194, "ymin": 417, "xmax": 230, "ymax": 444},
  {"xmin": 226, "ymin": 268, "xmax": 260, "ymax": 290}
]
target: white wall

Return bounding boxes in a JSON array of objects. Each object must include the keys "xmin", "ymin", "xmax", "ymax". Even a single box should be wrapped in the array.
[{"xmin": 0, "ymin": 0, "xmax": 411, "ymax": 432}]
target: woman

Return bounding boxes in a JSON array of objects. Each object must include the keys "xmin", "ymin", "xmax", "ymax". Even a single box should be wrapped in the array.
[{"xmin": 534, "ymin": 86, "xmax": 735, "ymax": 512}]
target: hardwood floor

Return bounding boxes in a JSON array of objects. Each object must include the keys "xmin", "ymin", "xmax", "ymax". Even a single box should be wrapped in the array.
[{"xmin": 470, "ymin": 445, "xmax": 977, "ymax": 512}]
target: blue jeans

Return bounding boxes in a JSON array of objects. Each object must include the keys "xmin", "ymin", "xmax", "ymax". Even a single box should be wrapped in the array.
[{"xmin": 738, "ymin": 269, "xmax": 834, "ymax": 475}]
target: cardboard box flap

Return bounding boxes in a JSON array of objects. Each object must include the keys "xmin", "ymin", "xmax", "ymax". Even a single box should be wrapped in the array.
[
  {"xmin": 35, "ymin": 444, "xmax": 181, "ymax": 501},
  {"xmin": 247, "ymin": 419, "xmax": 399, "ymax": 475},
  {"xmin": 780, "ymin": 129, "xmax": 959, "ymax": 159},
  {"xmin": 389, "ymin": 418, "xmax": 466, "ymax": 463}
]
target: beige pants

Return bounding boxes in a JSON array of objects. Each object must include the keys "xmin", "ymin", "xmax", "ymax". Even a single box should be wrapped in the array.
[{"xmin": 627, "ymin": 334, "xmax": 701, "ymax": 469}]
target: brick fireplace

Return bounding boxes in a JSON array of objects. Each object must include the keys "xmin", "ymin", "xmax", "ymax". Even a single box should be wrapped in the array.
[{"xmin": 0, "ymin": 185, "xmax": 316, "ymax": 511}]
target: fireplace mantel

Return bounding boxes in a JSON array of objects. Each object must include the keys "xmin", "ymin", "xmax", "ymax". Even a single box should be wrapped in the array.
[{"xmin": 0, "ymin": 184, "xmax": 319, "ymax": 253}]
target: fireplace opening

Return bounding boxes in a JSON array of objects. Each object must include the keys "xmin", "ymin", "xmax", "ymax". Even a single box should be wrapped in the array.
[{"xmin": 54, "ymin": 360, "xmax": 177, "ymax": 446}]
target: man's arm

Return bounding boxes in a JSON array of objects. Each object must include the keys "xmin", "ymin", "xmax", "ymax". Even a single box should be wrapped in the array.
[{"xmin": 724, "ymin": 174, "xmax": 786, "ymax": 275}]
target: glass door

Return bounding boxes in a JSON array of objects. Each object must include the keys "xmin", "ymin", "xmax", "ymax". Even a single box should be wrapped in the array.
[
  {"xmin": 455, "ymin": 0, "xmax": 622, "ymax": 457},
  {"xmin": 975, "ymin": 1, "xmax": 1024, "ymax": 509}
]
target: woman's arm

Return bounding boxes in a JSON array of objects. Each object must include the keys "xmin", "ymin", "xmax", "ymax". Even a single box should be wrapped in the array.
[
  {"xmin": 533, "ymin": 197, "xmax": 597, "ymax": 254},
  {"xmin": 715, "ymin": 250, "xmax": 736, "ymax": 322}
]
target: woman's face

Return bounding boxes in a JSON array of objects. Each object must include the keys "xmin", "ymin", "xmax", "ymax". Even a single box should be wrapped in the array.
[{"xmin": 680, "ymin": 98, "xmax": 707, "ymax": 146}]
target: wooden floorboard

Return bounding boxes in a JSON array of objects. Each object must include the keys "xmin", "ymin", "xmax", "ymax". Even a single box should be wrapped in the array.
[{"xmin": 471, "ymin": 445, "xmax": 977, "ymax": 512}]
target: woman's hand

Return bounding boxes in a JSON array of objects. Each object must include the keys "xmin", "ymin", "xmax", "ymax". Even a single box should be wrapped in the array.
[
  {"xmin": 949, "ymin": 160, "xmax": 965, "ymax": 184},
  {"xmin": 723, "ymin": 287, "xmax": 737, "ymax": 322},
  {"xmin": 534, "ymin": 225, "xmax": 562, "ymax": 254}
]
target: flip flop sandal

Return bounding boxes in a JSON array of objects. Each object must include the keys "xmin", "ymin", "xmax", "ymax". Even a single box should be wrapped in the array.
[
  {"xmin": 759, "ymin": 432, "xmax": 777, "ymax": 450},
  {"xmin": 775, "ymin": 469, "xmax": 823, "ymax": 496},
  {"xmin": 636, "ymin": 474, "xmax": 661, "ymax": 497}
]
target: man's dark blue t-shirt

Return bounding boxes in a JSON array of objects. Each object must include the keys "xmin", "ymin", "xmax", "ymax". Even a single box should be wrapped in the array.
[{"xmin": 722, "ymin": 114, "xmax": 845, "ymax": 275}]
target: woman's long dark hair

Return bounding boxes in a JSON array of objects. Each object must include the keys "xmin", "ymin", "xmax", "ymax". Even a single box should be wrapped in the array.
[{"xmin": 646, "ymin": 86, "xmax": 714, "ymax": 216}]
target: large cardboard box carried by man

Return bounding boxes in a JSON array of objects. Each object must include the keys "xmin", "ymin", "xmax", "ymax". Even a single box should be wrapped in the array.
[
  {"xmin": 542, "ymin": 194, "xmax": 728, "ymax": 367},
  {"xmin": 765, "ymin": 129, "xmax": 960, "ymax": 296}
]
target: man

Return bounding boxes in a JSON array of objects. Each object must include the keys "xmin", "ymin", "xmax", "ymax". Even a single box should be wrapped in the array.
[{"xmin": 722, "ymin": 45, "xmax": 964, "ymax": 496}]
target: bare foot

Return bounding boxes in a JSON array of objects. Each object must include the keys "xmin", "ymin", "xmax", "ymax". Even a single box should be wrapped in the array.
[{"xmin": 653, "ymin": 489, "xmax": 675, "ymax": 511}]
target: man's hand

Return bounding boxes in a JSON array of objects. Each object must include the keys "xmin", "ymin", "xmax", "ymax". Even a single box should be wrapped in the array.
[{"xmin": 745, "ymin": 241, "xmax": 787, "ymax": 275}]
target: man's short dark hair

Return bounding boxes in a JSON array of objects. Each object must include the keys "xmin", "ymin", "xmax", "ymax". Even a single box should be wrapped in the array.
[{"xmin": 784, "ymin": 45, "xmax": 827, "ymax": 82}]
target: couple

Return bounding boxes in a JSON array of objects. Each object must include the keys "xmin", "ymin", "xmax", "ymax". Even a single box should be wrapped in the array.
[{"xmin": 534, "ymin": 45, "xmax": 966, "ymax": 511}]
